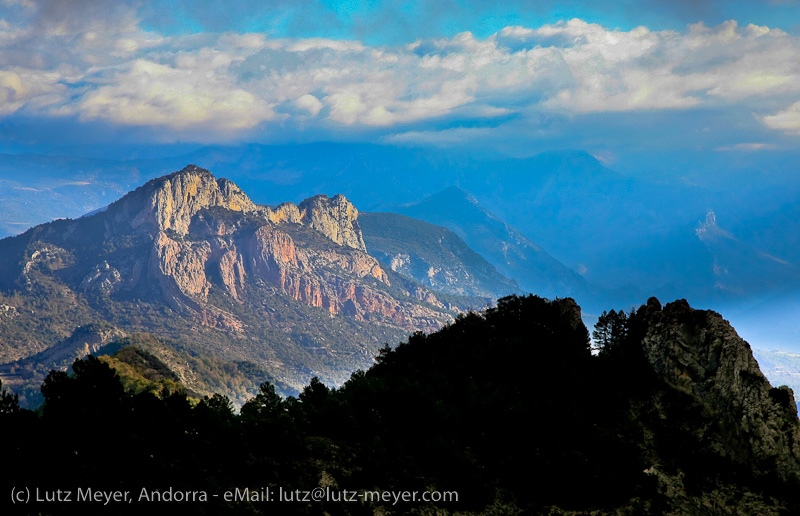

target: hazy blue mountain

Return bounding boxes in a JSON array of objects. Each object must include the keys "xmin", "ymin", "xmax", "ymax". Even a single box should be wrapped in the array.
[
  {"xmin": 453, "ymin": 150, "xmax": 713, "ymax": 288},
  {"xmin": 752, "ymin": 348, "xmax": 800, "ymax": 407},
  {"xmin": 359, "ymin": 212, "xmax": 522, "ymax": 300},
  {"xmin": 384, "ymin": 187, "xmax": 593, "ymax": 301},
  {"xmin": 729, "ymin": 199, "xmax": 800, "ymax": 266}
]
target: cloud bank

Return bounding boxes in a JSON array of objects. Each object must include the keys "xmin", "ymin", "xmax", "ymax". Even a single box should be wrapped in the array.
[{"xmin": 1, "ymin": 0, "xmax": 800, "ymax": 144}]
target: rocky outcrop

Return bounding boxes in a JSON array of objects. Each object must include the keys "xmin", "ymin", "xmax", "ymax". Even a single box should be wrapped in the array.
[
  {"xmin": 638, "ymin": 298, "xmax": 800, "ymax": 483},
  {"xmin": 0, "ymin": 164, "xmax": 463, "ymax": 400},
  {"xmin": 82, "ymin": 166, "xmax": 449, "ymax": 332},
  {"xmin": 267, "ymin": 202, "xmax": 302, "ymax": 225},
  {"xmin": 147, "ymin": 231, "xmax": 244, "ymax": 331},
  {"xmin": 115, "ymin": 165, "xmax": 259, "ymax": 236},
  {"xmin": 218, "ymin": 244, "xmax": 246, "ymax": 301},
  {"xmin": 150, "ymin": 231, "xmax": 212, "ymax": 300},
  {"xmin": 298, "ymin": 194, "xmax": 366, "ymax": 251},
  {"xmin": 96, "ymin": 165, "xmax": 393, "ymax": 327},
  {"xmin": 109, "ymin": 165, "xmax": 366, "ymax": 252},
  {"xmin": 80, "ymin": 261, "xmax": 122, "ymax": 294},
  {"xmin": 19, "ymin": 243, "xmax": 75, "ymax": 289}
]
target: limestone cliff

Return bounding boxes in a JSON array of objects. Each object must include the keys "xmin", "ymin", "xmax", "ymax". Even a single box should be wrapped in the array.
[
  {"xmin": 113, "ymin": 165, "xmax": 259, "ymax": 236},
  {"xmin": 91, "ymin": 164, "xmax": 434, "ymax": 329},
  {"xmin": 107, "ymin": 165, "xmax": 366, "ymax": 251},
  {"xmin": 298, "ymin": 194, "xmax": 367, "ymax": 251},
  {"xmin": 109, "ymin": 165, "xmax": 446, "ymax": 331}
]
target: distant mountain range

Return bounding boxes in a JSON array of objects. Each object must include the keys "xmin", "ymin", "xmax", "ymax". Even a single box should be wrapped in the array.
[
  {"xmin": 4, "ymin": 144, "xmax": 798, "ymax": 304},
  {"xmin": 3, "ymin": 142, "xmax": 800, "ymax": 356},
  {"xmin": 359, "ymin": 211, "xmax": 521, "ymax": 300}
]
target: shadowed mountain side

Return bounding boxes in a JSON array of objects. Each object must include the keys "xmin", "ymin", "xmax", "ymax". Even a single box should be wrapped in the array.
[
  {"xmin": 459, "ymin": 150, "xmax": 712, "ymax": 274},
  {"xmin": 359, "ymin": 212, "xmax": 521, "ymax": 300},
  {"xmin": 385, "ymin": 186, "xmax": 591, "ymax": 300}
]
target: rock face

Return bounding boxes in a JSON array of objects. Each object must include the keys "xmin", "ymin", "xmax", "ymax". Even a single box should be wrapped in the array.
[
  {"xmin": 110, "ymin": 165, "xmax": 366, "ymax": 250},
  {"xmin": 246, "ymin": 224, "xmax": 428, "ymax": 326},
  {"xmin": 298, "ymin": 194, "xmax": 367, "ymax": 252},
  {"xmin": 638, "ymin": 298, "xmax": 800, "ymax": 483},
  {"xmin": 80, "ymin": 261, "xmax": 123, "ymax": 294},
  {"xmin": 114, "ymin": 165, "xmax": 259, "ymax": 236}
]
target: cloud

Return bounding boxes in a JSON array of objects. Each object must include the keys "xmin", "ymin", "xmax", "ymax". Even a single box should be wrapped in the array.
[
  {"xmin": 715, "ymin": 142, "xmax": 779, "ymax": 151},
  {"xmin": 67, "ymin": 57, "xmax": 277, "ymax": 131},
  {"xmin": 2, "ymin": 3, "xmax": 800, "ymax": 143},
  {"xmin": 383, "ymin": 126, "xmax": 496, "ymax": 146},
  {"xmin": 763, "ymin": 101, "xmax": 800, "ymax": 135},
  {"xmin": 295, "ymin": 94, "xmax": 323, "ymax": 116}
]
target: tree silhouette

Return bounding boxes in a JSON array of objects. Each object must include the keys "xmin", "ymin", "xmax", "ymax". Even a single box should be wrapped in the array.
[
  {"xmin": 593, "ymin": 308, "xmax": 630, "ymax": 354},
  {"xmin": 0, "ymin": 379, "xmax": 19, "ymax": 414}
]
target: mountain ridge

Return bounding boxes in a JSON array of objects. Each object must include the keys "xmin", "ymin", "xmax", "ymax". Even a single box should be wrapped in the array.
[
  {"xmin": 386, "ymin": 186, "xmax": 592, "ymax": 300},
  {"xmin": 360, "ymin": 211, "xmax": 522, "ymax": 300}
]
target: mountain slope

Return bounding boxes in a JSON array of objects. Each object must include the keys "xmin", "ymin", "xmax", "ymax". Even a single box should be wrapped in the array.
[
  {"xmin": 5, "ymin": 144, "xmax": 800, "ymax": 351},
  {"xmin": 387, "ymin": 186, "xmax": 590, "ymax": 300},
  {"xmin": 359, "ymin": 212, "xmax": 521, "ymax": 300}
]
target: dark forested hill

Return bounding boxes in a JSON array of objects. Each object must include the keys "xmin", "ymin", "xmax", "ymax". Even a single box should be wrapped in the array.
[{"xmin": 2, "ymin": 295, "xmax": 797, "ymax": 515}]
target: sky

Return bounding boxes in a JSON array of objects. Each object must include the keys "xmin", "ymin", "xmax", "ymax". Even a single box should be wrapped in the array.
[{"xmin": 2, "ymin": 0, "xmax": 800, "ymax": 172}]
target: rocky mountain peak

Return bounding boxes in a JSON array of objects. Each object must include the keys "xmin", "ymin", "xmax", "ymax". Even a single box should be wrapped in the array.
[
  {"xmin": 298, "ymin": 194, "xmax": 366, "ymax": 252},
  {"xmin": 117, "ymin": 164, "xmax": 258, "ymax": 236},
  {"xmin": 638, "ymin": 298, "xmax": 800, "ymax": 482},
  {"xmin": 0, "ymin": 165, "xmax": 462, "ymax": 395},
  {"xmin": 103, "ymin": 165, "xmax": 368, "ymax": 253}
]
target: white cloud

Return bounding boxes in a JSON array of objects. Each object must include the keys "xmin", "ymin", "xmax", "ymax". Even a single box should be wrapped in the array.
[
  {"xmin": 384, "ymin": 127, "xmax": 495, "ymax": 146},
  {"xmin": 70, "ymin": 58, "xmax": 276, "ymax": 131},
  {"xmin": 3, "ymin": 5, "xmax": 800, "ymax": 139},
  {"xmin": 325, "ymin": 92, "xmax": 366, "ymax": 125},
  {"xmin": 287, "ymin": 38, "xmax": 366, "ymax": 53},
  {"xmin": 294, "ymin": 93, "xmax": 323, "ymax": 116},
  {"xmin": 763, "ymin": 101, "xmax": 800, "ymax": 135},
  {"xmin": 0, "ymin": 70, "xmax": 29, "ymax": 114}
]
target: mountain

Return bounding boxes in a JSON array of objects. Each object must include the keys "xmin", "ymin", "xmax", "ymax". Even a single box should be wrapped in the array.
[
  {"xmin": 359, "ymin": 212, "xmax": 521, "ymax": 300},
  {"xmin": 386, "ymin": 186, "xmax": 592, "ymax": 300},
  {"xmin": 0, "ymin": 165, "xmax": 474, "ymax": 402},
  {"xmin": 459, "ymin": 150, "xmax": 711, "ymax": 275},
  {"xmin": 0, "ymin": 153, "xmax": 149, "ymax": 239}
]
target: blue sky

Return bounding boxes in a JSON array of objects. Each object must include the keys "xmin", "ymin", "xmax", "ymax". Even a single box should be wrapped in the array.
[{"xmin": 2, "ymin": 0, "xmax": 800, "ymax": 172}]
